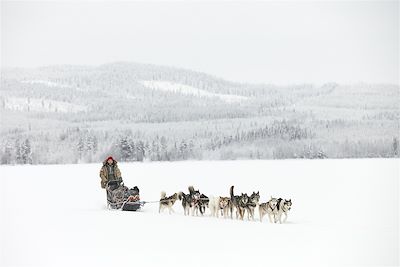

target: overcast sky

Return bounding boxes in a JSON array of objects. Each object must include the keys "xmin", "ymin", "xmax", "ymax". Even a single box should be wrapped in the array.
[{"xmin": 1, "ymin": 1, "xmax": 398, "ymax": 85}]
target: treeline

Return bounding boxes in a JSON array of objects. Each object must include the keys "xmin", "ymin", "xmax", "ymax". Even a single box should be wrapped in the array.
[
  {"xmin": 1, "ymin": 138, "xmax": 33, "ymax": 164},
  {"xmin": 1, "ymin": 119, "xmax": 398, "ymax": 165}
]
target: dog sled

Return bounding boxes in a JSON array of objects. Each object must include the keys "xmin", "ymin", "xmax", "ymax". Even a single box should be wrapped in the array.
[{"xmin": 106, "ymin": 181, "xmax": 145, "ymax": 211}]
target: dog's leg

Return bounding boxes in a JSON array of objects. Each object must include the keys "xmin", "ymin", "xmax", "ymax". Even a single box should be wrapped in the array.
[
  {"xmin": 283, "ymin": 211, "xmax": 288, "ymax": 223},
  {"xmin": 159, "ymin": 204, "xmax": 161, "ymax": 213},
  {"xmin": 268, "ymin": 213, "xmax": 273, "ymax": 223},
  {"xmin": 276, "ymin": 211, "xmax": 283, "ymax": 223},
  {"xmin": 274, "ymin": 214, "xmax": 279, "ymax": 223}
]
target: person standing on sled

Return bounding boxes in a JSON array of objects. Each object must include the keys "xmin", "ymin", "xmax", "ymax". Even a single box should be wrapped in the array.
[{"xmin": 100, "ymin": 156, "xmax": 123, "ymax": 190}]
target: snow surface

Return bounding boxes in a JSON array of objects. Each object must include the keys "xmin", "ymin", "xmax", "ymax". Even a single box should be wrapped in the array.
[
  {"xmin": 1, "ymin": 159, "xmax": 399, "ymax": 267},
  {"xmin": 140, "ymin": 80, "xmax": 248, "ymax": 103}
]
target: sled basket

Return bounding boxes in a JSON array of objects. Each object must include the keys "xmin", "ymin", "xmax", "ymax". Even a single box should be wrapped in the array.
[
  {"xmin": 106, "ymin": 182, "xmax": 141, "ymax": 210},
  {"xmin": 122, "ymin": 201, "xmax": 144, "ymax": 211}
]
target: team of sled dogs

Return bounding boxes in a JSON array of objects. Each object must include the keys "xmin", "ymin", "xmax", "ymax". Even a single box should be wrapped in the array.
[{"xmin": 159, "ymin": 185, "xmax": 292, "ymax": 223}]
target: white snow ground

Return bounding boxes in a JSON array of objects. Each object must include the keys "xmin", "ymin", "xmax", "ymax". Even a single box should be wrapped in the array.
[{"xmin": 1, "ymin": 159, "xmax": 398, "ymax": 267}]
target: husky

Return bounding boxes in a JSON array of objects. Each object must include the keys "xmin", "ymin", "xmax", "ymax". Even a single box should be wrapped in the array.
[
  {"xmin": 246, "ymin": 191, "xmax": 260, "ymax": 220},
  {"xmin": 209, "ymin": 196, "xmax": 230, "ymax": 218},
  {"xmin": 237, "ymin": 193, "xmax": 249, "ymax": 220},
  {"xmin": 230, "ymin": 186, "xmax": 240, "ymax": 219},
  {"xmin": 188, "ymin": 186, "xmax": 201, "ymax": 216},
  {"xmin": 178, "ymin": 186, "xmax": 203, "ymax": 216},
  {"xmin": 198, "ymin": 193, "xmax": 209, "ymax": 215},
  {"xmin": 230, "ymin": 186, "xmax": 249, "ymax": 220},
  {"xmin": 178, "ymin": 191, "xmax": 192, "ymax": 216},
  {"xmin": 159, "ymin": 191, "xmax": 178, "ymax": 214},
  {"xmin": 209, "ymin": 196, "xmax": 219, "ymax": 217},
  {"xmin": 275, "ymin": 199, "xmax": 292, "ymax": 223},
  {"xmin": 259, "ymin": 196, "xmax": 279, "ymax": 223},
  {"xmin": 219, "ymin": 197, "xmax": 231, "ymax": 218}
]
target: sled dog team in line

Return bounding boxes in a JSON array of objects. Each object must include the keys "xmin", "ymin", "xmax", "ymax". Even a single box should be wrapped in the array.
[
  {"xmin": 159, "ymin": 185, "xmax": 292, "ymax": 223},
  {"xmin": 99, "ymin": 156, "xmax": 292, "ymax": 222}
]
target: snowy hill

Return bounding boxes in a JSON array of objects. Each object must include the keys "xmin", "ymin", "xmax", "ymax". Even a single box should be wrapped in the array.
[
  {"xmin": 1, "ymin": 159, "xmax": 398, "ymax": 266},
  {"xmin": 0, "ymin": 62, "xmax": 399, "ymax": 164}
]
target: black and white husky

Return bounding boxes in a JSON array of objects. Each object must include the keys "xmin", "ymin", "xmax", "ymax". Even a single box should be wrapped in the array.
[
  {"xmin": 275, "ymin": 199, "xmax": 292, "ymax": 223},
  {"xmin": 259, "ymin": 197, "xmax": 292, "ymax": 223},
  {"xmin": 178, "ymin": 191, "xmax": 192, "ymax": 216},
  {"xmin": 198, "ymin": 193, "xmax": 209, "ymax": 215},
  {"xmin": 179, "ymin": 186, "xmax": 204, "ymax": 216},
  {"xmin": 159, "ymin": 191, "xmax": 178, "ymax": 214}
]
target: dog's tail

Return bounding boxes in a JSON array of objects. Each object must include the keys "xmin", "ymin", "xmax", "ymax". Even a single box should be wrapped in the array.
[
  {"xmin": 230, "ymin": 185, "xmax": 235, "ymax": 200},
  {"xmin": 178, "ymin": 191, "xmax": 183, "ymax": 200},
  {"xmin": 188, "ymin": 185, "xmax": 194, "ymax": 194},
  {"xmin": 160, "ymin": 191, "xmax": 166, "ymax": 199}
]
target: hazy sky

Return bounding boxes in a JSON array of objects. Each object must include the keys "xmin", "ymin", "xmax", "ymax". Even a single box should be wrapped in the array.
[{"xmin": 1, "ymin": 1, "xmax": 399, "ymax": 84}]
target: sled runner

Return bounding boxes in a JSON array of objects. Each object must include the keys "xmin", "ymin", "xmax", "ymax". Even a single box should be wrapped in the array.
[{"xmin": 106, "ymin": 181, "xmax": 144, "ymax": 211}]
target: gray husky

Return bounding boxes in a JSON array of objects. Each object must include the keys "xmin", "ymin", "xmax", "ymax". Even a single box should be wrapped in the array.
[
  {"xmin": 246, "ymin": 191, "xmax": 260, "ymax": 220},
  {"xmin": 230, "ymin": 186, "xmax": 249, "ymax": 220}
]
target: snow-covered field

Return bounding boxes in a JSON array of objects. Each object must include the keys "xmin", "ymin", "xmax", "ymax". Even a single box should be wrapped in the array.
[{"xmin": 1, "ymin": 159, "xmax": 399, "ymax": 267}]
